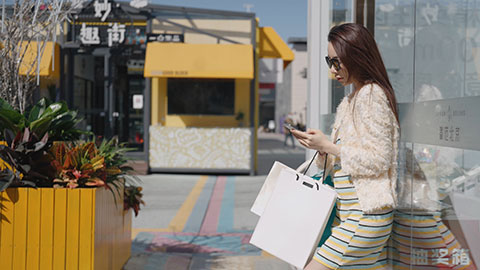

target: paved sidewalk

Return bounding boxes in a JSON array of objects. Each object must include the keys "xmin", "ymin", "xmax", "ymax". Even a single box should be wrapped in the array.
[{"xmin": 124, "ymin": 132, "xmax": 306, "ymax": 269}]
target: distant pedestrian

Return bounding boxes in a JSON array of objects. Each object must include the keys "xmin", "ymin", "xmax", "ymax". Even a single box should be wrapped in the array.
[
  {"xmin": 279, "ymin": 114, "xmax": 286, "ymax": 134},
  {"xmin": 283, "ymin": 115, "xmax": 295, "ymax": 148}
]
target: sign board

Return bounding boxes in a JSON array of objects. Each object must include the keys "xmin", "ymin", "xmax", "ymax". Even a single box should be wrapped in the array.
[
  {"xmin": 146, "ymin": 34, "xmax": 184, "ymax": 43},
  {"xmin": 77, "ymin": 23, "xmax": 146, "ymax": 47},
  {"xmin": 133, "ymin": 94, "xmax": 143, "ymax": 109},
  {"xmin": 76, "ymin": 0, "xmax": 147, "ymax": 47},
  {"xmin": 399, "ymin": 96, "xmax": 480, "ymax": 150}
]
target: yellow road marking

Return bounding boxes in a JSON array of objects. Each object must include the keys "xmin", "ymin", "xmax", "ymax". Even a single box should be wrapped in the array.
[
  {"xmin": 131, "ymin": 228, "xmax": 170, "ymax": 240},
  {"xmin": 168, "ymin": 176, "xmax": 209, "ymax": 232}
]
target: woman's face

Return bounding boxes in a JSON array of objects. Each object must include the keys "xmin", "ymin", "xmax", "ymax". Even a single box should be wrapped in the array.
[{"xmin": 327, "ymin": 42, "xmax": 350, "ymax": 86}]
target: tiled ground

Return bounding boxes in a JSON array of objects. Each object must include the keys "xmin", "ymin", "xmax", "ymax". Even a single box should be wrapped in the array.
[{"xmin": 124, "ymin": 175, "xmax": 295, "ymax": 270}]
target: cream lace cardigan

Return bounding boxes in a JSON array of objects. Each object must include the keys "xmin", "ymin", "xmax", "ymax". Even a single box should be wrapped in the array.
[{"xmin": 317, "ymin": 83, "xmax": 400, "ymax": 214}]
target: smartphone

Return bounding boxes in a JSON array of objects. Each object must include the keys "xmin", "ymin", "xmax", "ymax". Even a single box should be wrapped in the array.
[{"xmin": 284, "ymin": 123, "xmax": 297, "ymax": 131}]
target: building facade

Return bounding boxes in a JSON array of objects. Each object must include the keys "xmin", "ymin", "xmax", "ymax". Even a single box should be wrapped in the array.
[
  {"xmin": 56, "ymin": 0, "xmax": 292, "ymax": 174},
  {"xmin": 276, "ymin": 38, "xmax": 308, "ymax": 133}
]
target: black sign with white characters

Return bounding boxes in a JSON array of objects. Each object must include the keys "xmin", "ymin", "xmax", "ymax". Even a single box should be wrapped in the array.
[{"xmin": 147, "ymin": 34, "xmax": 184, "ymax": 43}]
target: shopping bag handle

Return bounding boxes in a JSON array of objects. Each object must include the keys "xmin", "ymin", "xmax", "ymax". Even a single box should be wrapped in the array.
[
  {"xmin": 301, "ymin": 151, "xmax": 329, "ymax": 185},
  {"xmin": 302, "ymin": 151, "xmax": 319, "ymax": 176},
  {"xmin": 302, "ymin": 136, "xmax": 340, "ymax": 180},
  {"xmin": 322, "ymin": 153, "xmax": 328, "ymax": 183}
]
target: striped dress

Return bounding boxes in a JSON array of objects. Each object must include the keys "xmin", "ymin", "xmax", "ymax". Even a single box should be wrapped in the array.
[
  {"xmin": 313, "ymin": 158, "xmax": 394, "ymax": 270},
  {"xmin": 388, "ymin": 210, "xmax": 473, "ymax": 270}
]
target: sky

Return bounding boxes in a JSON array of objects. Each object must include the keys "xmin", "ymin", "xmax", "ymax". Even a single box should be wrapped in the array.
[{"xmin": 150, "ymin": 0, "xmax": 308, "ymax": 42}]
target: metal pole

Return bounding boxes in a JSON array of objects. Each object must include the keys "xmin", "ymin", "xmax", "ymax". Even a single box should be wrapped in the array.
[
  {"xmin": 306, "ymin": 0, "xmax": 330, "ymax": 160},
  {"xmin": 144, "ymin": 19, "xmax": 152, "ymax": 170},
  {"xmin": 104, "ymin": 50, "xmax": 112, "ymax": 138},
  {"xmin": 249, "ymin": 16, "xmax": 256, "ymax": 175},
  {"xmin": 67, "ymin": 49, "xmax": 74, "ymax": 108}
]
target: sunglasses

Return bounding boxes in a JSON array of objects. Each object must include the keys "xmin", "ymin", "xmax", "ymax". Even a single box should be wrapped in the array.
[{"xmin": 325, "ymin": 56, "xmax": 342, "ymax": 71}]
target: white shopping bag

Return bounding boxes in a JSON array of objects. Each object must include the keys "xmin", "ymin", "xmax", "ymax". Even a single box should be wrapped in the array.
[
  {"xmin": 249, "ymin": 168, "xmax": 336, "ymax": 269},
  {"xmin": 250, "ymin": 161, "xmax": 292, "ymax": 216},
  {"xmin": 250, "ymin": 159, "xmax": 316, "ymax": 216}
]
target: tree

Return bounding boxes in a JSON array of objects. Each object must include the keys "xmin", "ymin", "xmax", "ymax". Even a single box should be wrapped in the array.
[{"xmin": 0, "ymin": 0, "xmax": 74, "ymax": 113}]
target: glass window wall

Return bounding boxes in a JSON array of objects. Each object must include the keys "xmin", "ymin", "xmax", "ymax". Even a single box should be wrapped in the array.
[
  {"xmin": 375, "ymin": 1, "xmax": 480, "ymax": 268},
  {"xmin": 317, "ymin": 0, "xmax": 480, "ymax": 268}
]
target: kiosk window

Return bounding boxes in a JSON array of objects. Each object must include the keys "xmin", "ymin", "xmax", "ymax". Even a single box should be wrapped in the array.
[{"xmin": 167, "ymin": 79, "xmax": 235, "ymax": 115}]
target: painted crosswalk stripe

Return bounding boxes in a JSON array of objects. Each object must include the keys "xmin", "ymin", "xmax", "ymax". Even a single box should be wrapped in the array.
[
  {"xmin": 217, "ymin": 176, "xmax": 235, "ymax": 233},
  {"xmin": 168, "ymin": 176, "xmax": 209, "ymax": 232},
  {"xmin": 183, "ymin": 176, "xmax": 216, "ymax": 232},
  {"xmin": 200, "ymin": 176, "xmax": 227, "ymax": 234}
]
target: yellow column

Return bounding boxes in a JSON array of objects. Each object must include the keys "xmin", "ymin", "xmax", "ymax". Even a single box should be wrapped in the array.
[
  {"xmin": 151, "ymin": 78, "xmax": 159, "ymax": 125},
  {"xmin": 254, "ymin": 19, "xmax": 260, "ymax": 173},
  {"xmin": 150, "ymin": 78, "xmax": 167, "ymax": 126},
  {"xmin": 235, "ymin": 79, "xmax": 251, "ymax": 127}
]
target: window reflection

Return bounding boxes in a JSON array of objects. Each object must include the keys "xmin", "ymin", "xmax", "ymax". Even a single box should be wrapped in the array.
[{"xmin": 375, "ymin": 0, "xmax": 480, "ymax": 268}]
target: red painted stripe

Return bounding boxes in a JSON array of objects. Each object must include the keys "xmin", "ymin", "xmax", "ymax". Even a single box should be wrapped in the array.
[
  {"xmin": 199, "ymin": 176, "xmax": 227, "ymax": 234},
  {"xmin": 154, "ymin": 231, "xmax": 251, "ymax": 237}
]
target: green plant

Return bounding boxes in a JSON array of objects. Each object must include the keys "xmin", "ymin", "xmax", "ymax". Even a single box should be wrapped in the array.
[
  {"xmin": 0, "ymin": 96, "xmax": 145, "ymax": 215},
  {"xmin": 97, "ymin": 138, "xmax": 142, "ymax": 208},
  {"xmin": 49, "ymin": 139, "xmax": 143, "ymax": 215},
  {"xmin": 124, "ymin": 185, "xmax": 145, "ymax": 217},
  {"xmin": 98, "ymin": 137, "xmax": 135, "ymax": 179},
  {"xmin": 0, "ymin": 97, "xmax": 87, "ymax": 142},
  {"xmin": 235, "ymin": 111, "xmax": 244, "ymax": 121},
  {"xmin": 0, "ymin": 128, "xmax": 53, "ymax": 192},
  {"xmin": 50, "ymin": 142, "xmax": 107, "ymax": 189}
]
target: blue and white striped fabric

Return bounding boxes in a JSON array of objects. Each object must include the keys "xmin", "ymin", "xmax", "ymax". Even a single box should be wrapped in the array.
[{"xmin": 313, "ymin": 162, "xmax": 393, "ymax": 269}]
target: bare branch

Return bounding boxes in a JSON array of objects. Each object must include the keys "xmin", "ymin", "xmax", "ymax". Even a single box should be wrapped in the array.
[{"xmin": 0, "ymin": 0, "xmax": 74, "ymax": 113}]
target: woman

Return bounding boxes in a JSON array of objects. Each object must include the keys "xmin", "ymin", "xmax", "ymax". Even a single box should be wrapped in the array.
[{"xmin": 291, "ymin": 23, "xmax": 400, "ymax": 269}]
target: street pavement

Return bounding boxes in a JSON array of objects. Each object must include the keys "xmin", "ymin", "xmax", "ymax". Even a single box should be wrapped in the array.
[{"xmin": 124, "ymin": 132, "xmax": 307, "ymax": 270}]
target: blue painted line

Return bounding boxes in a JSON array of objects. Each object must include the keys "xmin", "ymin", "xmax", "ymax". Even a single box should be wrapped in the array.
[
  {"xmin": 217, "ymin": 176, "xmax": 235, "ymax": 233},
  {"xmin": 230, "ymin": 229, "xmax": 254, "ymax": 234},
  {"xmin": 131, "ymin": 232, "xmax": 155, "ymax": 254},
  {"xmin": 144, "ymin": 253, "xmax": 168, "ymax": 270},
  {"xmin": 162, "ymin": 234, "xmax": 261, "ymax": 255},
  {"xmin": 183, "ymin": 176, "xmax": 216, "ymax": 232}
]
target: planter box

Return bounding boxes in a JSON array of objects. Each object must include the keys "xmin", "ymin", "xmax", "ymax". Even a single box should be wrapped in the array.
[{"xmin": 0, "ymin": 187, "xmax": 131, "ymax": 270}]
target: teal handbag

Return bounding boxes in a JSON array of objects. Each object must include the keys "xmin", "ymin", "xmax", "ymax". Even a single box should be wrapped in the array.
[
  {"xmin": 305, "ymin": 152, "xmax": 336, "ymax": 248},
  {"xmin": 312, "ymin": 173, "xmax": 336, "ymax": 247}
]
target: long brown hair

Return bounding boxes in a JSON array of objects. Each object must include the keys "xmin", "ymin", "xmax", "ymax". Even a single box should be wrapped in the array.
[{"xmin": 328, "ymin": 23, "xmax": 399, "ymax": 124}]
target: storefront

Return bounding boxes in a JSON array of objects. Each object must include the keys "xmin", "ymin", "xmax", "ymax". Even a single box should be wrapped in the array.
[
  {"xmin": 60, "ymin": 0, "xmax": 293, "ymax": 174},
  {"xmin": 308, "ymin": 0, "xmax": 480, "ymax": 268}
]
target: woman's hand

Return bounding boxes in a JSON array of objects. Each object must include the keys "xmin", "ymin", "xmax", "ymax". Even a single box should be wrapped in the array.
[{"xmin": 291, "ymin": 128, "xmax": 341, "ymax": 156}]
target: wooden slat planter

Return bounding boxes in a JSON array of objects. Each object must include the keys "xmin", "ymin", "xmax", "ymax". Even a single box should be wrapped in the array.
[{"xmin": 0, "ymin": 186, "xmax": 131, "ymax": 270}]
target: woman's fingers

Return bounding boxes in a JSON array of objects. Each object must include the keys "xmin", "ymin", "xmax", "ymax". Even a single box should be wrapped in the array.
[
  {"xmin": 298, "ymin": 139, "xmax": 308, "ymax": 148},
  {"xmin": 306, "ymin": 128, "xmax": 323, "ymax": 135},
  {"xmin": 291, "ymin": 129, "xmax": 309, "ymax": 139}
]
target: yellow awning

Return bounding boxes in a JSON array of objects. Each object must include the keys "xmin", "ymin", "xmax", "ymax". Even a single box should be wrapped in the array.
[
  {"xmin": 259, "ymin": 27, "xmax": 294, "ymax": 69},
  {"xmin": 19, "ymin": 41, "xmax": 60, "ymax": 78},
  {"xmin": 144, "ymin": 43, "xmax": 254, "ymax": 79}
]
